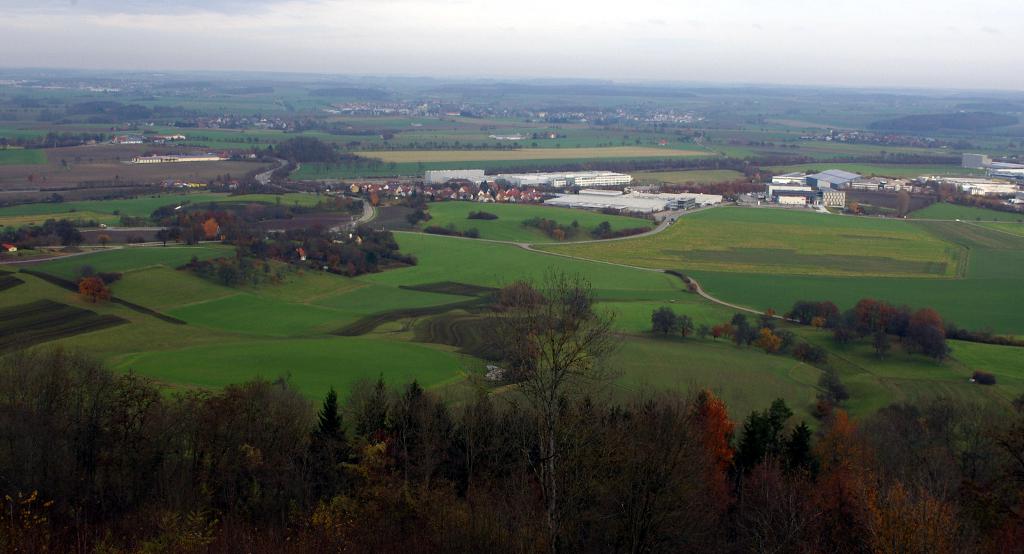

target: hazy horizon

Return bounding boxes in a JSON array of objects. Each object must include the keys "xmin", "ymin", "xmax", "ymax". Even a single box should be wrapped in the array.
[{"xmin": 2, "ymin": 0, "xmax": 1023, "ymax": 91}]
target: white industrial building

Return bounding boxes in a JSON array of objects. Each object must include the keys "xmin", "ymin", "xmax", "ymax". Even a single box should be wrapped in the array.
[
  {"xmin": 771, "ymin": 172, "xmax": 808, "ymax": 185},
  {"xmin": 424, "ymin": 169, "xmax": 486, "ymax": 185},
  {"xmin": 544, "ymin": 190, "xmax": 721, "ymax": 213},
  {"xmin": 806, "ymin": 169, "xmax": 861, "ymax": 189},
  {"xmin": 931, "ymin": 177, "xmax": 1020, "ymax": 196},
  {"xmin": 496, "ymin": 171, "xmax": 632, "ymax": 188},
  {"xmin": 130, "ymin": 154, "xmax": 226, "ymax": 164}
]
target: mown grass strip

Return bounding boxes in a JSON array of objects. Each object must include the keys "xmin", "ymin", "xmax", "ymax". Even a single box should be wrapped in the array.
[
  {"xmin": 0, "ymin": 299, "xmax": 128, "ymax": 352},
  {"xmin": 18, "ymin": 269, "xmax": 188, "ymax": 325}
]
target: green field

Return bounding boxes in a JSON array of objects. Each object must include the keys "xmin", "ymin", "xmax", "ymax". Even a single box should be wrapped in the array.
[
  {"xmin": 6, "ymin": 226, "xmax": 1023, "ymax": 420},
  {"xmin": 358, "ymin": 146, "xmax": 710, "ymax": 163},
  {"xmin": 0, "ymin": 192, "xmax": 324, "ymax": 228},
  {"xmin": 417, "ymin": 202, "xmax": 653, "ymax": 242},
  {"xmin": 911, "ymin": 202, "xmax": 1024, "ymax": 222},
  {"xmin": 0, "ymin": 148, "xmax": 46, "ymax": 165},
  {"xmin": 539, "ymin": 207, "xmax": 960, "ymax": 278},
  {"xmin": 767, "ymin": 163, "xmax": 978, "ymax": 178},
  {"xmin": 114, "ymin": 337, "xmax": 469, "ymax": 399},
  {"xmin": 538, "ymin": 207, "xmax": 1024, "ymax": 334},
  {"xmin": 33, "ymin": 244, "xmax": 234, "ymax": 280},
  {"xmin": 631, "ymin": 169, "xmax": 746, "ymax": 184}
]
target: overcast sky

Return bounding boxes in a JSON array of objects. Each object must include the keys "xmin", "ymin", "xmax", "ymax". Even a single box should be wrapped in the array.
[{"xmin": 2, "ymin": 0, "xmax": 1022, "ymax": 90}]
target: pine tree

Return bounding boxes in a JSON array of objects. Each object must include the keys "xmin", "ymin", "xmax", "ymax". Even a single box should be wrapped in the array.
[
  {"xmin": 784, "ymin": 422, "xmax": 814, "ymax": 473},
  {"xmin": 316, "ymin": 387, "xmax": 343, "ymax": 440}
]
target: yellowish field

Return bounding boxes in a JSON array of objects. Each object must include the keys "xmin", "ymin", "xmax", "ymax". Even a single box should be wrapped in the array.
[
  {"xmin": 357, "ymin": 146, "xmax": 711, "ymax": 163},
  {"xmin": 537, "ymin": 208, "xmax": 960, "ymax": 278}
]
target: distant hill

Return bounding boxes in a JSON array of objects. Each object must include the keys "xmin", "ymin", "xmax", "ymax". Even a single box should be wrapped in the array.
[
  {"xmin": 869, "ymin": 111, "xmax": 1018, "ymax": 132},
  {"xmin": 429, "ymin": 83, "xmax": 697, "ymax": 98},
  {"xmin": 308, "ymin": 87, "xmax": 389, "ymax": 100}
]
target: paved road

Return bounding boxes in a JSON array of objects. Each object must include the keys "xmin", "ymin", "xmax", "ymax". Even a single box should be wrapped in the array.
[{"xmin": 254, "ymin": 158, "xmax": 287, "ymax": 185}]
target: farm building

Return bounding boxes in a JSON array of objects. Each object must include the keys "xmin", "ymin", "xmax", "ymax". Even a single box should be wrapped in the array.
[
  {"xmin": 496, "ymin": 171, "xmax": 632, "ymax": 188},
  {"xmin": 424, "ymin": 169, "xmax": 486, "ymax": 185},
  {"xmin": 1, "ymin": 243, "xmax": 17, "ymax": 252},
  {"xmin": 806, "ymin": 169, "xmax": 861, "ymax": 189}
]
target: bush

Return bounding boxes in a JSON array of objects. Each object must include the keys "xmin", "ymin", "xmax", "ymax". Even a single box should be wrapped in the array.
[
  {"xmin": 972, "ymin": 371, "xmax": 996, "ymax": 385},
  {"xmin": 793, "ymin": 342, "xmax": 828, "ymax": 365},
  {"xmin": 467, "ymin": 211, "xmax": 498, "ymax": 220}
]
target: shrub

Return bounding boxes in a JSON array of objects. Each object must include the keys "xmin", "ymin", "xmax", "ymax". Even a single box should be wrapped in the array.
[
  {"xmin": 972, "ymin": 371, "xmax": 996, "ymax": 385},
  {"xmin": 793, "ymin": 342, "xmax": 828, "ymax": 365},
  {"xmin": 467, "ymin": 211, "xmax": 498, "ymax": 220}
]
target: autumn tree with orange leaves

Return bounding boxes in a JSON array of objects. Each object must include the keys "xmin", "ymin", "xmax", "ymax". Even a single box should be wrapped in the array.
[
  {"xmin": 78, "ymin": 276, "xmax": 110, "ymax": 303},
  {"xmin": 202, "ymin": 217, "xmax": 220, "ymax": 239}
]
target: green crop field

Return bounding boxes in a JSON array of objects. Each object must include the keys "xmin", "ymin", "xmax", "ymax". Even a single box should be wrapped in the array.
[
  {"xmin": 767, "ymin": 163, "xmax": 977, "ymax": 178},
  {"xmin": 32, "ymin": 244, "xmax": 233, "ymax": 280},
  {"xmin": 539, "ymin": 207, "xmax": 960, "ymax": 278},
  {"xmin": 0, "ymin": 148, "xmax": 46, "ymax": 165},
  {"xmin": 114, "ymin": 337, "xmax": 469, "ymax": 399},
  {"xmin": 911, "ymin": 202, "xmax": 1024, "ymax": 222},
  {"xmin": 0, "ymin": 192, "xmax": 324, "ymax": 228},
  {"xmin": 417, "ymin": 202, "xmax": 653, "ymax": 242},
  {"xmin": 358, "ymin": 146, "xmax": 711, "ymax": 163},
  {"xmin": 6, "ymin": 226, "xmax": 1022, "ymax": 420},
  {"xmin": 631, "ymin": 169, "xmax": 746, "ymax": 184},
  {"xmin": 979, "ymin": 222, "xmax": 1024, "ymax": 237}
]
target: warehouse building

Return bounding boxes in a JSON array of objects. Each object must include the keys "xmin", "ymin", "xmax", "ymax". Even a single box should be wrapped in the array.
[
  {"xmin": 130, "ymin": 154, "xmax": 226, "ymax": 164},
  {"xmin": 771, "ymin": 172, "xmax": 808, "ymax": 185},
  {"xmin": 544, "ymin": 190, "xmax": 721, "ymax": 213},
  {"xmin": 424, "ymin": 169, "xmax": 486, "ymax": 185},
  {"xmin": 496, "ymin": 171, "xmax": 632, "ymax": 188},
  {"xmin": 806, "ymin": 169, "xmax": 861, "ymax": 189}
]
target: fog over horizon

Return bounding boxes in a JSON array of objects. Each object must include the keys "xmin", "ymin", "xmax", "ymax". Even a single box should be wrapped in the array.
[{"xmin": 2, "ymin": 0, "xmax": 1022, "ymax": 91}]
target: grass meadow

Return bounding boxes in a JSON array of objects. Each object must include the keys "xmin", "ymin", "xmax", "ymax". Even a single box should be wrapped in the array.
[
  {"xmin": 4, "ymin": 224, "xmax": 1022, "ymax": 421},
  {"xmin": 911, "ymin": 202, "xmax": 1024, "ymax": 222},
  {"xmin": 0, "ymin": 192, "xmax": 324, "ymax": 228},
  {"xmin": 418, "ymin": 202, "xmax": 653, "ymax": 242},
  {"xmin": 0, "ymin": 148, "xmax": 46, "ymax": 165},
  {"xmin": 356, "ymin": 146, "xmax": 711, "ymax": 163},
  {"xmin": 631, "ymin": 169, "xmax": 746, "ymax": 184},
  {"xmin": 539, "ymin": 207, "xmax": 960, "ymax": 278}
]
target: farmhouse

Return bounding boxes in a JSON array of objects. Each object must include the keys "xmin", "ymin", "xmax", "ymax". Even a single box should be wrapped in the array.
[{"xmin": 1, "ymin": 243, "xmax": 17, "ymax": 252}]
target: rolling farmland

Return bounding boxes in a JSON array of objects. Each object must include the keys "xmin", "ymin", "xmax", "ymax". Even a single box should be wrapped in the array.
[
  {"xmin": 357, "ymin": 146, "xmax": 711, "ymax": 163},
  {"xmin": 539, "ymin": 207, "xmax": 960, "ymax": 278}
]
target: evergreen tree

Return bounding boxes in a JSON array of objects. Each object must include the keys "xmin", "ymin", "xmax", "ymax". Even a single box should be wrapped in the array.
[
  {"xmin": 784, "ymin": 422, "xmax": 814, "ymax": 473},
  {"xmin": 316, "ymin": 387, "xmax": 343, "ymax": 440}
]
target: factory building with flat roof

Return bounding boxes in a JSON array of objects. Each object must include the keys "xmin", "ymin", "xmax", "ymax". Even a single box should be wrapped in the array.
[
  {"xmin": 424, "ymin": 169, "xmax": 486, "ymax": 185},
  {"xmin": 496, "ymin": 171, "xmax": 632, "ymax": 188},
  {"xmin": 544, "ymin": 190, "xmax": 721, "ymax": 213}
]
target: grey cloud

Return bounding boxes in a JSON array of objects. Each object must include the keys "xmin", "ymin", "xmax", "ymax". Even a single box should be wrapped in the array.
[{"xmin": 1, "ymin": 0, "xmax": 293, "ymax": 14}]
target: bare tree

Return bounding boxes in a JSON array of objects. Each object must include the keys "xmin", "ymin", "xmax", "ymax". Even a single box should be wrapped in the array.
[{"xmin": 493, "ymin": 271, "xmax": 619, "ymax": 549}]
